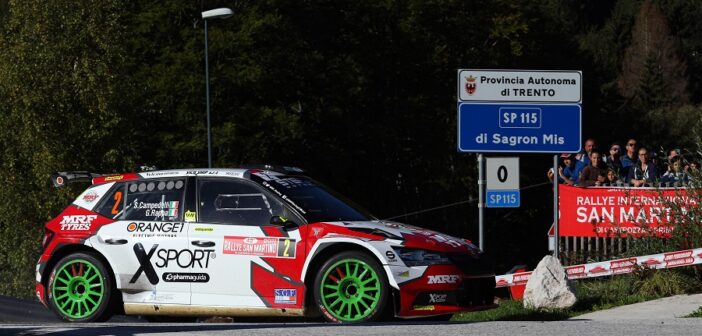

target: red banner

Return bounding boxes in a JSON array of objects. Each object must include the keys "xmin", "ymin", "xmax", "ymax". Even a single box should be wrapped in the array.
[{"xmin": 558, "ymin": 185, "xmax": 697, "ymax": 237}]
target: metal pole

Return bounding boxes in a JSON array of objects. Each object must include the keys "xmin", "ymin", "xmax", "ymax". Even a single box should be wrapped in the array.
[
  {"xmin": 478, "ymin": 154, "xmax": 485, "ymax": 251},
  {"xmin": 553, "ymin": 154, "xmax": 559, "ymax": 258},
  {"xmin": 204, "ymin": 19, "xmax": 212, "ymax": 168}
]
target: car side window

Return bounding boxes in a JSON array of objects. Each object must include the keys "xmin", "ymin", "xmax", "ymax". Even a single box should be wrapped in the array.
[
  {"xmin": 122, "ymin": 179, "xmax": 186, "ymax": 221},
  {"xmin": 95, "ymin": 184, "xmax": 126, "ymax": 219},
  {"xmin": 198, "ymin": 178, "xmax": 283, "ymax": 226}
]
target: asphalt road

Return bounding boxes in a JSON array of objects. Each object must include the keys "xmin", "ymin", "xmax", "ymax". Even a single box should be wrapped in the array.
[
  {"xmin": 3, "ymin": 320, "xmax": 702, "ymax": 336},
  {"xmin": 2, "ymin": 295, "xmax": 702, "ymax": 336}
]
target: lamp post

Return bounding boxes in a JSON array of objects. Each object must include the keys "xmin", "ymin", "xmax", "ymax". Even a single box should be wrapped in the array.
[{"xmin": 202, "ymin": 7, "xmax": 233, "ymax": 168}]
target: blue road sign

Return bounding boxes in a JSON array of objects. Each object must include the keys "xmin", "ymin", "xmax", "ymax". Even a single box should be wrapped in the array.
[
  {"xmin": 486, "ymin": 190, "xmax": 520, "ymax": 208},
  {"xmin": 457, "ymin": 103, "xmax": 581, "ymax": 153}
]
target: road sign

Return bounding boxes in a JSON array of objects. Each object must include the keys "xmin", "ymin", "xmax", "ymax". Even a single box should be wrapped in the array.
[
  {"xmin": 457, "ymin": 69, "xmax": 582, "ymax": 103},
  {"xmin": 486, "ymin": 157, "xmax": 519, "ymax": 208},
  {"xmin": 457, "ymin": 103, "xmax": 581, "ymax": 153}
]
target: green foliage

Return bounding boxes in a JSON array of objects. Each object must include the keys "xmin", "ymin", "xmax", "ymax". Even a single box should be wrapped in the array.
[
  {"xmin": 621, "ymin": 166, "xmax": 702, "ymax": 261},
  {"xmin": 2, "ymin": 0, "xmax": 702, "ymax": 301},
  {"xmin": 686, "ymin": 306, "xmax": 702, "ymax": 318},
  {"xmin": 642, "ymin": 105, "xmax": 702, "ymax": 150},
  {"xmin": 578, "ymin": 269, "xmax": 701, "ymax": 309},
  {"xmin": 0, "ymin": 0, "xmax": 137, "ymax": 298},
  {"xmin": 638, "ymin": 268, "xmax": 700, "ymax": 297}
]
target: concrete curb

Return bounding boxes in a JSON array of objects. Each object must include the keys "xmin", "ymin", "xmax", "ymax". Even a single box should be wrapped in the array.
[{"xmin": 572, "ymin": 294, "xmax": 702, "ymax": 321}]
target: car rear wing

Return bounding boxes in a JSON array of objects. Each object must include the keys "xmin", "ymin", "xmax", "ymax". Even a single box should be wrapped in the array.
[
  {"xmin": 240, "ymin": 164, "xmax": 305, "ymax": 175},
  {"xmin": 50, "ymin": 171, "xmax": 102, "ymax": 188}
]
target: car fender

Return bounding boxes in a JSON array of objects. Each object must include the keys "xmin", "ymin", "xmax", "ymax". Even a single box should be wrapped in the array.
[
  {"xmin": 301, "ymin": 237, "xmax": 400, "ymax": 290},
  {"xmin": 84, "ymin": 235, "xmax": 127, "ymax": 289}
]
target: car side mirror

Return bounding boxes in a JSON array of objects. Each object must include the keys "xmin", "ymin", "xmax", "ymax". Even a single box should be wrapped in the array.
[{"xmin": 270, "ymin": 216, "xmax": 298, "ymax": 230}]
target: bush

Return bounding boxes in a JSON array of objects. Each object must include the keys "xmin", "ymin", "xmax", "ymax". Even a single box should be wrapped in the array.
[
  {"xmin": 637, "ymin": 268, "xmax": 701, "ymax": 297},
  {"xmin": 576, "ymin": 268, "xmax": 701, "ymax": 312}
]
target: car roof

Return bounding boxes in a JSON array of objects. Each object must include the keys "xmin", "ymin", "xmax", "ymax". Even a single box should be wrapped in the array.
[
  {"xmin": 91, "ymin": 168, "xmax": 283, "ymax": 185},
  {"xmin": 53, "ymin": 165, "xmax": 305, "ymax": 188}
]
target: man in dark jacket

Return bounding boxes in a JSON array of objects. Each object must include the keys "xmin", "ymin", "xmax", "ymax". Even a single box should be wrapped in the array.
[
  {"xmin": 627, "ymin": 147, "xmax": 658, "ymax": 187},
  {"xmin": 604, "ymin": 142, "xmax": 625, "ymax": 178},
  {"xmin": 621, "ymin": 138, "xmax": 637, "ymax": 177}
]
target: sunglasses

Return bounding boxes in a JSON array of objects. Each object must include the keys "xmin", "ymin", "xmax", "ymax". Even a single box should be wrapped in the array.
[{"xmin": 627, "ymin": 143, "xmax": 636, "ymax": 146}]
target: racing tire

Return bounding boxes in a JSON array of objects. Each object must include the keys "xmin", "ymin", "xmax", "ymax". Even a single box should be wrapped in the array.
[
  {"xmin": 46, "ymin": 252, "xmax": 114, "ymax": 322},
  {"xmin": 313, "ymin": 251, "xmax": 390, "ymax": 323}
]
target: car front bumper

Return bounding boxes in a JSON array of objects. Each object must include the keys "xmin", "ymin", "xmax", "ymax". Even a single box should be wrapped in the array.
[{"xmin": 393, "ymin": 264, "xmax": 496, "ymax": 317}]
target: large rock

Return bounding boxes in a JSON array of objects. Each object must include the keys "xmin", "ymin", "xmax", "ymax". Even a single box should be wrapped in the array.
[{"xmin": 523, "ymin": 255, "xmax": 577, "ymax": 310}]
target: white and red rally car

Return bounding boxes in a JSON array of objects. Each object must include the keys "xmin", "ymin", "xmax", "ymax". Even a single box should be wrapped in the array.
[{"xmin": 36, "ymin": 166, "xmax": 495, "ymax": 323}]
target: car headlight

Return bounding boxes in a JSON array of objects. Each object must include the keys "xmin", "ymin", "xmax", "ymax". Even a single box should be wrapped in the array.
[{"xmin": 393, "ymin": 248, "xmax": 451, "ymax": 266}]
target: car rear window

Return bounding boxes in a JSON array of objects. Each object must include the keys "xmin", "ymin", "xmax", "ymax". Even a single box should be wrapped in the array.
[{"xmin": 95, "ymin": 184, "xmax": 125, "ymax": 219}]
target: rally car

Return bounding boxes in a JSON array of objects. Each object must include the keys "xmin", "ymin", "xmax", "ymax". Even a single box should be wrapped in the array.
[{"xmin": 36, "ymin": 166, "xmax": 496, "ymax": 323}]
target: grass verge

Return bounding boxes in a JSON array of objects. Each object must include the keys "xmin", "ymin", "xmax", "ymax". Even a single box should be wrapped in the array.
[
  {"xmin": 685, "ymin": 307, "xmax": 702, "ymax": 318},
  {"xmin": 453, "ymin": 268, "xmax": 702, "ymax": 321}
]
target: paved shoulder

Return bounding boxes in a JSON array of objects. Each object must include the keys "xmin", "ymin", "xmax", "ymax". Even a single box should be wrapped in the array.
[
  {"xmin": 0, "ymin": 296, "xmax": 57, "ymax": 323},
  {"xmin": 0, "ymin": 295, "xmax": 139, "ymax": 323},
  {"xmin": 573, "ymin": 294, "xmax": 702, "ymax": 321}
]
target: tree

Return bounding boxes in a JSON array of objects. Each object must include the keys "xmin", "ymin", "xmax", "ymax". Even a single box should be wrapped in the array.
[
  {"xmin": 618, "ymin": 1, "xmax": 689, "ymax": 110},
  {"xmin": 0, "ymin": 0, "xmax": 136, "ymax": 298}
]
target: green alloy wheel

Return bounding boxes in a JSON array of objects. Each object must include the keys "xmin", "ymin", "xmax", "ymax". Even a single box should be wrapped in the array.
[
  {"xmin": 314, "ymin": 251, "xmax": 389, "ymax": 323},
  {"xmin": 48, "ymin": 253, "xmax": 114, "ymax": 322}
]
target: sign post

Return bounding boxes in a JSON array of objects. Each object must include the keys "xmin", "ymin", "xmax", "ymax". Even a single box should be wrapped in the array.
[
  {"xmin": 457, "ymin": 69, "xmax": 582, "ymax": 255},
  {"xmin": 486, "ymin": 157, "xmax": 520, "ymax": 208}
]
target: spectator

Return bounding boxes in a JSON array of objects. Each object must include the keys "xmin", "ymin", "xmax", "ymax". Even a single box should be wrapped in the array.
[
  {"xmin": 621, "ymin": 138, "xmax": 637, "ymax": 173},
  {"xmin": 650, "ymin": 149, "xmax": 665, "ymax": 178},
  {"xmin": 549, "ymin": 153, "xmax": 585, "ymax": 185},
  {"xmin": 687, "ymin": 161, "xmax": 700, "ymax": 184},
  {"xmin": 605, "ymin": 168, "xmax": 621, "ymax": 186},
  {"xmin": 604, "ymin": 142, "xmax": 625, "ymax": 177},
  {"xmin": 579, "ymin": 151, "xmax": 606, "ymax": 187},
  {"xmin": 664, "ymin": 148, "xmax": 681, "ymax": 173},
  {"xmin": 576, "ymin": 138, "xmax": 597, "ymax": 166},
  {"xmin": 597, "ymin": 169, "xmax": 608, "ymax": 186},
  {"xmin": 627, "ymin": 147, "xmax": 658, "ymax": 187},
  {"xmin": 661, "ymin": 156, "xmax": 689, "ymax": 185},
  {"xmin": 687, "ymin": 161, "xmax": 699, "ymax": 173}
]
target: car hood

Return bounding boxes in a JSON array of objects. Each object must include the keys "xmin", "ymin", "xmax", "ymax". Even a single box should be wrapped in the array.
[{"xmin": 323, "ymin": 220, "xmax": 481, "ymax": 255}]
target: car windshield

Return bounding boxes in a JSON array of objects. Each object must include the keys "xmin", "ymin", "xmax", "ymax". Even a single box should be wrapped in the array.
[{"xmin": 251, "ymin": 174, "xmax": 374, "ymax": 223}]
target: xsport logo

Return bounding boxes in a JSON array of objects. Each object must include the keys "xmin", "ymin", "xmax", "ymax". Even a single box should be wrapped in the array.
[
  {"xmin": 130, "ymin": 243, "xmax": 216, "ymax": 285},
  {"xmin": 130, "ymin": 243, "xmax": 160, "ymax": 285}
]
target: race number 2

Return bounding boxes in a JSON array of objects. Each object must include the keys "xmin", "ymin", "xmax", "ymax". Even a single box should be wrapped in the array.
[{"xmin": 277, "ymin": 238, "xmax": 296, "ymax": 258}]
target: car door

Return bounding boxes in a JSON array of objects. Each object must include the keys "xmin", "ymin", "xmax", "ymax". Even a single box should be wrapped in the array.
[
  {"xmin": 189, "ymin": 177, "xmax": 306, "ymax": 308},
  {"xmin": 92, "ymin": 178, "xmax": 191, "ymax": 305}
]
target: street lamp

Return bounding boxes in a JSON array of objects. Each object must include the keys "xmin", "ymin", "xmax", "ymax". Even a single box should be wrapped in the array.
[{"xmin": 202, "ymin": 7, "xmax": 233, "ymax": 168}]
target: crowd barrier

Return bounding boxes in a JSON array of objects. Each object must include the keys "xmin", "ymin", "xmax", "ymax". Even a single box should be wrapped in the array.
[{"xmin": 495, "ymin": 247, "xmax": 702, "ymax": 288}]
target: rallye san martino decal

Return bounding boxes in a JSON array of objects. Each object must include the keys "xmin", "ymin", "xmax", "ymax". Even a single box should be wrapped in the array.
[{"xmin": 36, "ymin": 167, "xmax": 495, "ymax": 323}]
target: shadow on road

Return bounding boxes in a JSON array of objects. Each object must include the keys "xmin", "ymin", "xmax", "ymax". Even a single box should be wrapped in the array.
[
  {"xmin": 1, "ymin": 295, "xmax": 480, "ymax": 336},
  {"xmin": 1, "ymin": 320, "xmax": 479, "ymax": 336}
]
